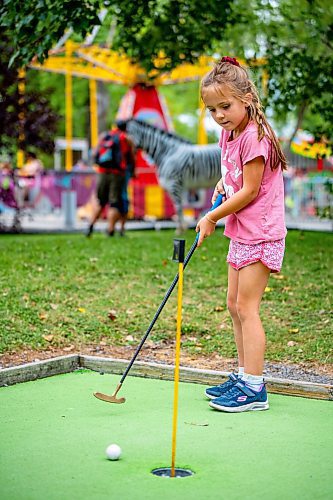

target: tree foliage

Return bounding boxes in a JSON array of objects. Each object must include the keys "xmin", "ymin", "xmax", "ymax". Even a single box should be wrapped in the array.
[
  {"xmin": 0, "ymin": 0, "xmax": 233, "ymax": 72},
  {"xmin": 256, "ymin": 0, "xmax": 333, "ymax": 143},
  {"xmin": 108, "ymin": 0, "xmax": 233, "ymax": 73},
  {"xmin": 0, "ymin": 0, "xmax": 101, "ymax": 67},
  {"xmin": 0, "ymin": 38, "xmax": 60, "ymax": 154},
  {"xmin": 1, "ymin": 0, "xmax": 332, "ymax": 145}
]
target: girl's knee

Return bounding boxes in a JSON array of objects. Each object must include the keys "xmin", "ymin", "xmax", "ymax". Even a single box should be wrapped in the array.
[
  {"xmin": 236, "ymin": 301, "xmax": 246, "ymax": 322},
  {"xmin": 227, "ymin": 295, "xmax": 238, "ymax": 318},
  {"xmin": 236, "ymin": 299, "xmax": 259, "ymax": 323}
]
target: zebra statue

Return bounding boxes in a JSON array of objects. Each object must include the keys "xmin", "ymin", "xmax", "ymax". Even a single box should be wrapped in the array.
[{"xmin": 127, "ymin": 119, "xmax": 221, "ymax": 231}]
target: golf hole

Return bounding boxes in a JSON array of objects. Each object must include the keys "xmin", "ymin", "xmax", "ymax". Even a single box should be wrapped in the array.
[{"xmin": 151, "ymin": 467, "xmax": 194, "ymax": 478}]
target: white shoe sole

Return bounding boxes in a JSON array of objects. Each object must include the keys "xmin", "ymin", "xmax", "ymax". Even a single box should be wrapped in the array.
[
  {"xmin": 209, "ymin": 400, "xmax": 269, "ymax": 412},
  {"xmin": 205, "ymin": 392, "xmax": 221, "ymax": 400}
]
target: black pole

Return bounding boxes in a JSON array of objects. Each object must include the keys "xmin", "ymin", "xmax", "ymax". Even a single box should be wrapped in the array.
[{"xmin": 119, "ymin": 236, "xmax": 197, "ymax": 384}]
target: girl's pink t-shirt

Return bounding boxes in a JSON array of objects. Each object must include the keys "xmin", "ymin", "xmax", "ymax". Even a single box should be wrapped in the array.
[{"xmin": 218, "ymin": 121, "xmax": 287, "ymax": 244}]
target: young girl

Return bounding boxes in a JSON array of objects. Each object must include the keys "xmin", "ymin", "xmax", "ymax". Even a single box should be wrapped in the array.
[{"xmin": 196, "ymin": 56, "xmax": 287, "ymax": 413}]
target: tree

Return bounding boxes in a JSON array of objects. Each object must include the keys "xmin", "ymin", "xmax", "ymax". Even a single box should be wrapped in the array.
[
  {"xmin": 0, "ymin": 38, "xmax": 60, "ymax": 156},
  {"xmin": 252, "ymin": 0, "xmax": 333, "ymax": 144},
  {"xmin": 212, "ymin": 0, "xmax": 333, "ymax": 145},
  {"xmin": 108, "ymin": 0, "xmax": 233, "ymax": 73},
  {"xmin": 0, "ymin": 0, "xmax": 101, "ymax": 67}
]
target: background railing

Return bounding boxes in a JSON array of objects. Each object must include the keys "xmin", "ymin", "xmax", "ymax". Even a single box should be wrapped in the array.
[{"xmin": 1, "ymin": 170, "xmax": 332, "ymax": 232}]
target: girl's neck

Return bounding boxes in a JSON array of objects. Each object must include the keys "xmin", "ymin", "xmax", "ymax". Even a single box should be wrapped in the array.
[{"xmin": 231, "ymin": 114, "xmax": 250, "ymax": 140}]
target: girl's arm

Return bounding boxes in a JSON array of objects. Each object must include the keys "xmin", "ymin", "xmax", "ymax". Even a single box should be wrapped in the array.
[
  {"xmin": 211, "ymin": 178, "xmax": 225, "ymax": 204},
  {"xmin": 196, "ymin": 156, "xmax": 265, "ymax": 247}
]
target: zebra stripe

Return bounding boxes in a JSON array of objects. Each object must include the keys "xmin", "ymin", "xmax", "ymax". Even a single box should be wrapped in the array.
[{"xmin": 127, "ymin": 119, "xmax": 221, "ymax": 230}]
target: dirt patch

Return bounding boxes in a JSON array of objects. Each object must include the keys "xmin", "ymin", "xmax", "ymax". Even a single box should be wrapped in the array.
[
  {"xmin": 0, "ymin": 343, "xmax": 235, "ymax": 371},
  {"xmin": 1, "ymin": 343, "xmax": 332, "ymax": 385}
]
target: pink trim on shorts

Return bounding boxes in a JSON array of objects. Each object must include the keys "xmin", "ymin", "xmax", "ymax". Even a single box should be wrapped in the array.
[{"xmin": 227, "ymin": 239, "xmax": 285, "ymax": 273}]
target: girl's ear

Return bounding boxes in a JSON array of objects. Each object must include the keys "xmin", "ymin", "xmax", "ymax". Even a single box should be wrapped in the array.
[{"xmin": 244, "ymin": 93, "xmax": 253, "ymax": 107}]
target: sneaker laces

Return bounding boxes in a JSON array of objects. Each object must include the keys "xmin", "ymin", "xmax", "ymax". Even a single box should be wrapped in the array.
[
  {"xmin": 215, "ymin": 373, "xmax": 238, "ymax": 390},
  {"xmin": 218, "ymin": 383, "xmax": 240, "ymax": 398},
  {"xmin": 222, "ymin": 381, "xmax": 256, "ymax": 399}
]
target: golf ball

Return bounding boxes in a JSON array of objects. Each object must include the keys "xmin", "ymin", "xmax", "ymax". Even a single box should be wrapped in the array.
[{"xmin": 106, "ymin": 444, "xmax": 121, "ymax": 461}]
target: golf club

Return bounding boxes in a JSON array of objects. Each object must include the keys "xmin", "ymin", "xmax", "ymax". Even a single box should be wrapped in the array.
[{"xmin": 94, "ymin": 193, "xmax": 223, "ymax": 403}]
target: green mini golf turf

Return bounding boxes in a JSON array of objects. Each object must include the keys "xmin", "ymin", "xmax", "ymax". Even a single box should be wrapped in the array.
[{"xmin": 0, "ymin": 370, "xmax": 332, "ymax": 500}]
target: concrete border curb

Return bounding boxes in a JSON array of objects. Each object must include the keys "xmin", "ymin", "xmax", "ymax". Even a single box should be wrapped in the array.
[{"xmin": 1, "ymin": 354, "xmax": 332, "ymax": 401}]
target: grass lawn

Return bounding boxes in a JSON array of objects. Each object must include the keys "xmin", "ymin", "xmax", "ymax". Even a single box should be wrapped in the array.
[{"xmin": 0, "ymin": 229, "xmax": 332, "ymax": 365}]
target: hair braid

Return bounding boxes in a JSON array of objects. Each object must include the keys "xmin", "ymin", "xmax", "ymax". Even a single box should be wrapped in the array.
[{"xmin": 248, "ymin": 81, "xmax": 287, "ymax": 170}]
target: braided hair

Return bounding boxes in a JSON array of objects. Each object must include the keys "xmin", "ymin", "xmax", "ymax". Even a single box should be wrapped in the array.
[{"xmin": 201, "ymin": 57, "xmax": 287, "ymax": 171}]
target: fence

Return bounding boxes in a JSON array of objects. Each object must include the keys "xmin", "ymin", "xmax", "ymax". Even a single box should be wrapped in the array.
[
  {"xmin": 284, "ymin": 173, "xmax": 332, "ymax": 221},
  {"xmin": 0, "ymin": 170, "xmax": 332, "ymax": 232}
]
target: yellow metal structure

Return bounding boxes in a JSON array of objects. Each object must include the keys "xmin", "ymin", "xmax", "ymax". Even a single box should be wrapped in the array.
[
  {"xmin": 65, "ymin": 41, "xmax": 73, "ymax": 171},
  {"xmin": 29, "ymin": 44, "xmax": 215, "ymax": 87},
  {"xmin": 89, "ymin": 79, "xmax": 98, "ymax": 148},
  {"xmin": 145, "ymin": 185, "xmax": 164, "ymax": 219},
  {"xmin": 197, "ymin": 87, "xmax": 208, "ymax": 145},
  {"xmin": 30, "ymin": 45, "xmax": 265, "ymax": 88},
  {"xmin": 17, "ymin": 68, "xmax": 26, "ymax": 168}
]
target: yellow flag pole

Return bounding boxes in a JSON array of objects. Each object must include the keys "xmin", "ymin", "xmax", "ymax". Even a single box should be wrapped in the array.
[
  {"xmin": 171, "ymin": 239, "xmax": 185, "ymax": 478},
  {"xmin": 65, "ymin": 41, "xmax": 73, "ymax": 171}
]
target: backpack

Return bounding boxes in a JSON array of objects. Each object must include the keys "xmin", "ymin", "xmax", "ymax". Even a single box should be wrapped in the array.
[{"xmin": 94, "ymin": 131, "xmax": 122, "ymax": 170}]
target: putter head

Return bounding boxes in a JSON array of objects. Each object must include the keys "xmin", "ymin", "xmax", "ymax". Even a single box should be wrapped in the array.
[{"xmin": 93, "ymin": 391, "xmax": 126, "ymax": 404}]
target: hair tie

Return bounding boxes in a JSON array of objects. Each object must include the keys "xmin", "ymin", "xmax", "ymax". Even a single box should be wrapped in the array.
[{"xmin": 221, "ymin": 56, "xmax": 240, "ymax": 67}]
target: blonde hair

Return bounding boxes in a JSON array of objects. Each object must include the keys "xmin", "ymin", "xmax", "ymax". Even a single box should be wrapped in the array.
[{"xmin": 201, "ymin": 58, "xmax": 287, "ymax": 170}]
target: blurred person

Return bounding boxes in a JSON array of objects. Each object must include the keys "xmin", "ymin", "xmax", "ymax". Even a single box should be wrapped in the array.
[
  {"xmin": 86, "ymin": 120, "xmax": 135, "ymax": 237},
  {"xmin": 18, "ymin": 152, "xmax": 44, "ymax": 205},
  {"xmin": 73, "ymin": 158, "xmax": 90, "ymax": 171},
  {"xmin": 21, "ymin": 151, "xmax": 44, "ymax": 177},
  {"xmin": 118, "ymin": 120, "xmax": 136, "ymax": 236}
]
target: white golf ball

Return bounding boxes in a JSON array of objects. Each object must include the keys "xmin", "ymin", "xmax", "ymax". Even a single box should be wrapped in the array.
[{"xmin": 106, "ymin": 444, "xmax": 121, "ymax": 461}]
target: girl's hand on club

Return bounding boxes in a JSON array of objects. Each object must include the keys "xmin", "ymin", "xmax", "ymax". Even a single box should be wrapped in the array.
[
  {"xmin": 211, "ymin": 179, "xmax": 225, "ymax": 204},
  {"xmin": 195, "ymin": 216, "xmax": 216, "ymax": 247}
]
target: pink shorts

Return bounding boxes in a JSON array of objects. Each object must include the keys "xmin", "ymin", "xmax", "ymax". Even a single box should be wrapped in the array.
[{"xmin": 227, "ymin": 239, "xmax": 285, "ymax": 273}]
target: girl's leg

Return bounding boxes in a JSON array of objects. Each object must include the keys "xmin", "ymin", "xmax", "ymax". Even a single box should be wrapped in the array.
[
  {"xmin": 204, "ymin": 265, "xmax": 243, "ymax": 400},
  {"xmin": 236, "ymin": 261, "xmax": 270, "ymax": 375},
  {"xmin": 227, "ymin": 265, "xmax": 244, "ymax": 369}
]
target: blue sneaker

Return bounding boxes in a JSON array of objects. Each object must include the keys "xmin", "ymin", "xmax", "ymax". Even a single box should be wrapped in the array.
[
  {"xmin": 209, "ymin": 380, "xmax": 269, "ymax": 412},
  {"xmin": 205, "ymin": 373, "xmax": 239, "ymax": 400}
]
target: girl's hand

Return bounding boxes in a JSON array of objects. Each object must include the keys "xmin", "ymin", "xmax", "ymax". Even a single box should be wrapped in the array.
[
  {"xmin": 195, "ymin": 215, "xmax": 216, "ymax": 248},
  {"xmin": 211, "ymin": 179, "xmax": 225, "ymax": 204}
]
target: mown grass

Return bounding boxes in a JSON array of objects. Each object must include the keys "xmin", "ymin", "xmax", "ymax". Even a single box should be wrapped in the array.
[{"xmin": 0, "ymin": 229, "xmax": 332, "ymax": 364}]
